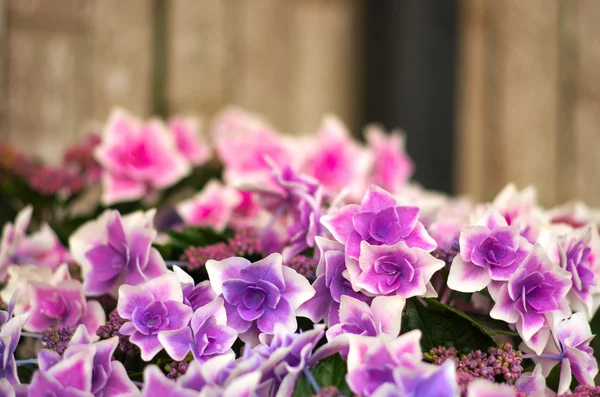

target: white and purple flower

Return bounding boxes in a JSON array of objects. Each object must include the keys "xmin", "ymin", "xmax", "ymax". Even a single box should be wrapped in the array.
[
  {"xmin": 206, "ymin": 253, "xmax": 315, "ymax": 344},
  {"xmin": 490, "ymin": 244, "xmax": 572, "ymax": 354},
  {"xmin": 117, "ymin": 273, "xmax": 193, "ymax": 360},
  {"xmin": 448, "ymin": 209, "xmax": 532, "ymax": 293}
]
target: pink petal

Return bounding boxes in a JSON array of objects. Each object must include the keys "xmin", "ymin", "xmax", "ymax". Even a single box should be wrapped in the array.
[{"xmin": 447, "ymin": 256, "xmax": 491, "ymax": 293}]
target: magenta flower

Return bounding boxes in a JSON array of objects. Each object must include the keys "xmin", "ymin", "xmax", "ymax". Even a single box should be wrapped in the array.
[
  {"xmin": 327, "ymin": 295, "xmax": 405, "ymax": 344},
  {"xmin": 557, "ymin": 227, "xmax": 599, "ymax": 317},
  {"xmin": 139, "ymin": 357, "xmax": 261, "ymax": 397},
  {"xmin": 448, "ymin": 209, "xmax": 532, "ymax": 293},
  {"xmin": 158, "ymin": 297, "xmax": 238, "ymax": 362},
  {"xmin": 0, "ymin": 304, "xmax": 28, "ymax": 385},
  {"xmin": 348, "ymin": 240, "xmax": 444, "ymax": 298},
  {"xmin": 211, "ymin": 107, "xmax": 293, "ymax": 186},
  {"xmin": 169, "ymin": 116, "xmax": 212, "ymax": 166},
  {"xmin": 365, "ymin": 125, "xmax": 414, "ymax": 193},
  {"xmin": 301, "ymin": 116, "xmax": 372, "ymax": 198},
  {"xmin": 297, "ymin": 237, "xmax": 372, "ymax": 326},
  {"xmin": 176, "ymin": 179, "xmax": 242, "ymax": 231},
  {"xmin": 36, "ymin": 324, "xmax": 138, "ymax": 396},
  {"xmin": 466, "ymin": 379, "xmax": 519, "ymax": 397},
  {"xmin": 345, "ymin": 332, "xmax": 456, "ymax": 397},
  {"xmin": 117, "ymin": 273, "xmax": 193, "ymax": 360},
  {"xmin": 70, "ymin": 209, "xmax": 167, "ymax": 296},
  {"xmin": 94, "ymin": 108, "xmax": 191, "ymax": 204},
  {"xmin": 25, "ymin": 279, "xmax": 104, "ymax": 334},
  {"xmin": 206, "ymin": 253, "xmax": 315, "ymax": 344},
  {"xmin": 490, "ymin": 244, "xmax": 572, "ymax": 354},
  {"xmin": 322, "ymin": 185, "xmax": 437, "ymax": 260},
  {"xmin": 0, "ymin": 206, "xmax": 72, "ymax": 286}
]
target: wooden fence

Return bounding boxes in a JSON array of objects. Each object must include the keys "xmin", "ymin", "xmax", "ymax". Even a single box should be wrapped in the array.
[
  {"xmin": 0, "ymin": 0, "xmax": 365, "ymax": 164},
  {"xmin": 456, "ymin": 0, "xmax": 600, "ymax": 206}
]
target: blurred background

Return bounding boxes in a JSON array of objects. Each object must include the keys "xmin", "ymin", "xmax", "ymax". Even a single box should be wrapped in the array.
[{"xmin": 0, "ymin": 0, "xmax": 598, "ymax": 206}]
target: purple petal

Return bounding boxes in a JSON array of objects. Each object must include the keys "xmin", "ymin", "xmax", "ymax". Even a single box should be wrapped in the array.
[
  {"xmin": 48, "ymin": 348, "xmax": 94, "ymax": 391},
  {"xmin": 281, "ymin": 266, "xmax": 315, "ymax": 310},
  {"xmin": 130, "ymin": 332, "xmax": 164, "ymax": 361},
  {"xmin": 352, "ymin": 212, "xmax": 376, "ymax": 240},
  {"xmin": 158, "ymin": 327, "xmax": 194, "ymax": 361},
  {"xmin": 224, "ymin": 302, "xmax": 251, "ymax": 333},
  {"xmin": 489, "ymin": 284, "xmax": 519, "ymax": 324},
  {"xmin": 321, "ymin": 204, "xmax": 360, "ymax": 244},
  {"xmin": 240, "ymin": 253, "xmax": 284, "ymax": 290},
  {"xmin": 222, "ymin": 279, "xmax": 253, "ymax": 306},
  {"xmin": 256, "ymin": 299, "xmax": 296, "ymax": 334},
  {"xmin": 447, "ymin": 256, "xmax": 491, "ymax": 293},
  {"xmin": 403, "ymin": 222, "xmax": 437, "ymax": 251},
  {"xmin": 143, "ymin": 273, "xmax": 183, "ymax": 302},
  {"xmin": 206, "ymin": 257, "xmax": 249, "ymax": 295},
  {"xmin": 360, "ymin": 185, "xmax": 397, "ymax": 213},
  {"xmin": 102, "ymin": 361, "xmax": 139, "ymax": 396},
  {"xmin": 117, "ymin": 285, "xmax": 153, "ymax": 319},
  {"xmin": 296, "ymin": 276, "xmax": 332, "ymax": 323},
  {"xmin": 459, "ymin": 226, "xmax": 489, "ymax": 262},
  {"xmin": 164, "ymin": 301, "xmax": 193, "ymax": 330}
]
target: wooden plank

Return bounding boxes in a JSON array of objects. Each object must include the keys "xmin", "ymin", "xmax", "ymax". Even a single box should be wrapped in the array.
[
  {"xmin": 0, "ymin": 0, "xmax": 7, "ymax": 142},
  {"xmin": 455, "ymin": 0, "xmax": 485, "ymax": 200},
  {"xmin": 88, "ymin": 0, "xmax": 153, "ymax": 121},
  {"xmin": 572, "ymin": 0, "xmax": 600, "ymax": 205},
  {"xmin": 166, "ymin": 0, "xmax": 227, "ymax": 118},
  {"xmin": 482, "ymin": 0, "xmax": 559, "ymax": 205},
  {"xmin": 6, "ymin": 0, "xmax": 89, "ymax": 163},
  {"xmin": 287, "ymin": 0, "xmax": 365, "ymax": 135}
]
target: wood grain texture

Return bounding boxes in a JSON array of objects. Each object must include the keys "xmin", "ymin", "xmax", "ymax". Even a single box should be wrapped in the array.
[
  {"xmin": 167, "ymin": 0, "xmax": 364, "ymax": 135},
  {"xmin": 455, "ymin": 0, "xmax": 485, "ymax": 198},
  {"xmin": 88, "ymin": 0, "xmax": 153, "ymax": 120},
  {"xmin": 6, "ymin": 0, "xmax": 89, "ymax": 163},
  {"xmin": 0, "ymin": 0, "xmax": 7, "ymax": 142}
]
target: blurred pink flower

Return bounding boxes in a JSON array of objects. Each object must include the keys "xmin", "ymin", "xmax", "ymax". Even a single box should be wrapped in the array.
[
  {"xmin": 169, "ymin": 116, "xmax": 212, "ymax": 166},
  {"xmin": 176, "ymin": 180, "xmax": 242, "ymax": 232},
  {"xmin": 365, "ymin": 125, "xmax": 414, "ymax": 193},
  {"xmin": 95, "ymin": 108, "xmax": 191, "ymax": 205}
]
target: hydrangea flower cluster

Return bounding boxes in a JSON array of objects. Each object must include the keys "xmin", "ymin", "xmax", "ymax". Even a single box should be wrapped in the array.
[{"xmin": 2, "ymin": 106, "xmax": 600, "ymax": 396}]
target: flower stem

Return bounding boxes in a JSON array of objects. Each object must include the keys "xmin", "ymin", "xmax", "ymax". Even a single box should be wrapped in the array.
[
  {"xmin": 21, "ymin": 332, "xmax": 43, "ymax": 339},
  {"xmin": 16, "ymin": 359, "xmax": 38, "ymax": 366},
  {"xmin": 303, "ymin": 367, "xmax": 321, "ymax": 394},
  {"xmin": 522, "ymin": 353, "xmax": 563, "ymax": 360}
]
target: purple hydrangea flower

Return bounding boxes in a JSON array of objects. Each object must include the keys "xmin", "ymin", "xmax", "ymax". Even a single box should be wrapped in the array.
[
  {"xmin": 326, "ymin": 295, "xmax": 405, "ymax": 350},
  {"xmin": 297, "ymin": 237, "xmax": 372, "ymax": 326},
  {"xmin": 345, "ymin": 332, "xmax": 457, "ymax": 397},
  {"xmin": 117, "ymin": 273, "xmax": 193, "ymax": 360},
  {"xmin": 490, "ymin": 244, "xmax": 572, "ymax": 355},
  {"xmin": 29, "ymin": 326, "xmax": 137, "ymax": 397},
  {"xmin": 557, "ymin": 227, "xmax": 598, "ymax": 317},
  {"xmin": 514, "ymin": 364, "xmax": 548, "ymax": 397},
  {"xmin": 0, "ymin": 378, "xmax": 27, "ymax": 397},
  {"xmin": 321, "ymin": 185, "xmax": 437, "ymax": 260},
  {"xmin": 448, "ymin": 209, "xmax": 532, "ymax": 293},
  {"xmin": 0, "ymin": 302, "xmax": 28, "ymax": 385},
  {"xmin": 172, "ymin": 265, "xmax": 216, "ymax": 311},
  {"xmin": 528, "ymin": 313, "xmax": 598, "ymax": 395},
  {"xmin": 158, "ymin": 297, "xmax": 238, "ymax": 361},
  {"xmin": 466, "ymin": 379, "xmax": 520, "ymax": 397},
  {"xmin": 255, "ymin": 324, "xmax": 325, "ymax": 396},
  {"xmin": 206, "ymin": 253, "xmax": 315, "ymax": 344},
  {"xmin": 347, "ymin": 240, "xmax": 445, "ymax": 298},
  {"xmin": 139, "ymin": 355, "xmax": 261, "ymax": 397},
  {"xmin": 25, "ymin": 279, "xmax": 105, "ymax": 335},
  {"xmin": 70, "ymin": 209, "xmax": 168, "ymax": 296}
]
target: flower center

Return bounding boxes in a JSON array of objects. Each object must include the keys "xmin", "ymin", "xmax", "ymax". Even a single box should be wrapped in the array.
[
  {"xmin": 243, "ymin": 286, "xmax": 266, "ymax": 310},
  {"xmin": 369, "ymin": 207, "xmax": 403, "ymax": 245}
]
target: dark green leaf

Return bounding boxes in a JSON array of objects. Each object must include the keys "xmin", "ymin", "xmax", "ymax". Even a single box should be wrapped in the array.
[
  {"xmin": 402, "ymin": 298, "xmax": 494, "ymax": 353},
  {"xmin": 165, "ymin": 227, "xmax": 230, "ymax": 249},
  {"xmin": 294, "ymin": 354, "xmax": 352, "ymax": 397}
]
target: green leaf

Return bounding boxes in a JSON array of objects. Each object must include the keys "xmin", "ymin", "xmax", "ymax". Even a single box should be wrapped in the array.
[
  {"xmin": 165, "ymin": 227, "xmax": 230, "ymax": 249},
  {"xmin": 423, "ymin": 298, "xmax": 519, "ymax": 339},
  {"xmin": 402, "ymin": 298, "xmax": 495, "ymax": 353},
  {"xmin": 293, "ymin": 354, "xmax": 352, "ymax": 397}
]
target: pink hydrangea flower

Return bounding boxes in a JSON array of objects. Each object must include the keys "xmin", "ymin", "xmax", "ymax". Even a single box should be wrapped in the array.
[
  {"xmin": 25, "ymin": 279, "xmax": 105, "ymax": 334},
  {"xmin": 301, "ymin": 116, "xmax": 372, "ymax": 199},
  {"xmin": 365, "ymin": 125, "xmax": 414, "ymax": 193},
  {"xmin": 94, "ymin": 108, "xmax": 191, "ymax": 204},
  {"xmin": 176, "ymin": 180, "xmax": 242, "ymax": 232},
  {"xmin": 211, "ymin": 107, "xmax": 294, "ymax": 186},
  {"xmin": 169, "ymin": 116, "xmax": 212, "ymax": 166}
]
